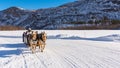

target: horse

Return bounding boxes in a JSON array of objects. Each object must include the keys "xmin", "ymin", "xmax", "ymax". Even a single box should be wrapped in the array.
[
  {"xmin": 37, "ymin": 31, "xmax": 47, "ymax": 52},
  {"xmin": 29, "ymin": 31, "xmax": 38, "ymax": 53}
]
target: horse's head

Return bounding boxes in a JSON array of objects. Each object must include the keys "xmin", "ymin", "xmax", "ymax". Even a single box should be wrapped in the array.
[
  {"xmin": 31, "ymin": 31, "xmax": 37, "ymax": 40},
  {"xmin": 41, "ymin": 32, "xmax": 47, "ymax": 42}
]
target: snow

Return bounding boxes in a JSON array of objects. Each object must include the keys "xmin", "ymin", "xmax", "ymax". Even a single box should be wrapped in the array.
[{"xmin": 0, "ymin": 30, "xmax": 120, "ymax": 68}]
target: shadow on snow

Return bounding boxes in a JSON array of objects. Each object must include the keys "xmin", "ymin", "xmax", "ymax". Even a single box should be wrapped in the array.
[
  {"xmin": 47, "ymin": 34, "xmax": 120, "ymax": 42},
  {"xmin": 0, "ymin": 35, "xmax": 22, "ymax": 38},
  {"xmin": 0, "ymin": 43, "xmax": 26, "ymax": 58}
]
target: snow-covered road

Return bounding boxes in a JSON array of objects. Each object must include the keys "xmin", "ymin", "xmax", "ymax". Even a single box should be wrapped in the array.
[{"xmin": 0, "ymin": 30, "xmax": 120, "ymax": 68}]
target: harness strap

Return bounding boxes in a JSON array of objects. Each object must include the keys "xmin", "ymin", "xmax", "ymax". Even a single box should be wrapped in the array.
[{"xmin": 31, "ymin": 40, "xmax": 37, "ymax": 45}]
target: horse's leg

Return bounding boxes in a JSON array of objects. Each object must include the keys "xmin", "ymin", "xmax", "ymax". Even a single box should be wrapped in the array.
[
  {"xmin": 38, "ymin": 41, "xmax": 42, "ymax": 52},
  {"xmin": 41, "ymin": 44, "xmax": 44, "ymax": 52},
  {"xmin": 29, "ymin": 40, "xmax": 33, "ymax": 53},
  {"xmin": 32, "ymin": 44, "xmax": 35, "ymax": 53},
  {"xmin": 40, "ymin": 44, "xmax": 42, "ymax": 52},
  {"xmin": 30, "ymin": 43, "xmax": 33, "ymax": 53},
  {"xmin": 43, "ymin": 42, "xmax": 46, "ymax": 50},
  {"xmin": 41, "ymin": 42, "xmax": 45, "ymax": 52},
  {"xmin": 34, "ymin": 44, "xmax": 36, "ymax": 53},
  {"xmin": 38, "ymin": 44, "xmax": 41, "ymax": 52},
  {"xmin": 38, "ymin": 43, "xmax": 40, "ymax": 49},
  {"xmin": 33, "ymin": 45, "xmax": 35, "ymax": 53}
]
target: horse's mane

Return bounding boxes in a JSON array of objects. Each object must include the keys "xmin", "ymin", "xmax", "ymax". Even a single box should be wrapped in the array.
[
  {"xmin": 37, "ymin": 32, "xmax": 46, "ymax": 41},
  {"xmin": 37, "ymin": 33, "xmax": 43, "ymax": 41}
]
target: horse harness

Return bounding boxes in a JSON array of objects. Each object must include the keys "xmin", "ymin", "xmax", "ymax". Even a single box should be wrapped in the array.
[{"xmin": 31, "ymin": 38, "xmax": 37, "ymax": 45}]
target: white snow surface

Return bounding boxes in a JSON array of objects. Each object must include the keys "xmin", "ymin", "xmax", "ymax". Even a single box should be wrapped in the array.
[{"xmin": 0, "ymin": 30, "xmax": 120, "ymax": 68}]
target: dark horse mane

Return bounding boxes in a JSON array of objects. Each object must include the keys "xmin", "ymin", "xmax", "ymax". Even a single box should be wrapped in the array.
[{"xmin": 37, "ymin": 33, "xmax": 43, "ymax": 41}]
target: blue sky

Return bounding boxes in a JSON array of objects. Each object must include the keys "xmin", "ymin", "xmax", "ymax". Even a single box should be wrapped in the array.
[{"xmin": 0, "ymin": 0, "xmax": 75, "ymax": 10}]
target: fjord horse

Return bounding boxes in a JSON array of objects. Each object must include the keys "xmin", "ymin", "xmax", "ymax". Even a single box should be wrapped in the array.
[
  {"xmin": 29, "ymin": 31, "xmax": 38, "ymax": 53},
  {"xmin": 37, "ymin": 32, "xmax": 47, "ymax": 52}
]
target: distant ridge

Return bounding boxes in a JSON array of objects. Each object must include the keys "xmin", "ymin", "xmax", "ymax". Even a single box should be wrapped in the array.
[{"xmin": 0, "ymin": 0, "xmax": 120, "ymax": 29}]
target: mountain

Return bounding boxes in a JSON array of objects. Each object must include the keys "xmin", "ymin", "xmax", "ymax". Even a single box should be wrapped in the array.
[{"xmin": 0, "ymin": 0, "xmax": 120, "ymax": 29}]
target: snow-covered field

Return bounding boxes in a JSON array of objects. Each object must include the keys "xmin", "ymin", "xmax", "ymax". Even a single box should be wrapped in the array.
[{"xmin": 0, "ymin": 30, "xmax": 120, "ymax": 68}]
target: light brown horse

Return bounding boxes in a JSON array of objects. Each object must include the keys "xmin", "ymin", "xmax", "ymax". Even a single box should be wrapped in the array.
[
  {"xmin": 37, "ymin": 32, "xmax": 47, "ymax": 52},
  {"xmin": 29, "ymin": 31, "xmax": 38, "ymax": 53}
]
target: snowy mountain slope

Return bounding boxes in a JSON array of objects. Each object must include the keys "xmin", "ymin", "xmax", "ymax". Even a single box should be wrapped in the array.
[
  {"xmin": 0, "ymin": 30, "xmax": 120, "ymax": 68},
  {"xmin": 0, "ymin": 0, "xmax": 120, "ymax": 29}
]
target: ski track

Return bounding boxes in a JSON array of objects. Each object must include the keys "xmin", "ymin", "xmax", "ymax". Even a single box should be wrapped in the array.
[{"xmin": 0, "ymin": 30, "xmax": 120, "ymax": 68}]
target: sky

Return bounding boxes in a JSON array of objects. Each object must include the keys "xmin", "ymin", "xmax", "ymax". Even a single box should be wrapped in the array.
[{"xmin": 0, "ymin": 0, "xmax": 75, "ymax": 10}]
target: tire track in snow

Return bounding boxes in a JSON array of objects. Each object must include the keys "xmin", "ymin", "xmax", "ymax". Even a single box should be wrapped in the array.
[
  {"xmin": 47, "ymin": 40, "xmax": 90, "ymax": 68},
  {"xmin": 18, "ymin": 44, "xmax": 37, "ymax": 68},
  {"xmin": 35, "ymin": 49, "xmax": 66, "ymax": 68},
  {"xmin": 48, "ymin": 45, "xmax": 83, "ymax": 68},
  {"xmin": 18, "ymin": 44, "xmax": 48, "ymax": 68},
  {"xmin": 73, "ymin": 41, "xmax": 120, "ymax": 68},
  {"xmin": 86, "ymin": 48, "xmax": 120, "ymax": 68},
  {"xmin": 20, "ymin": 47, "xmax": 41, "ymax": 68},
  {"xmin": 47, "ymin": 39, "xmax": 120, "ymax": 68},
  {"xmin": 34, "ymin": 53, "xmax": 47, "ymax": 68},
  {"xmin": 20, "ymin": 49, "xmax": 28, "ymax": 68}
]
